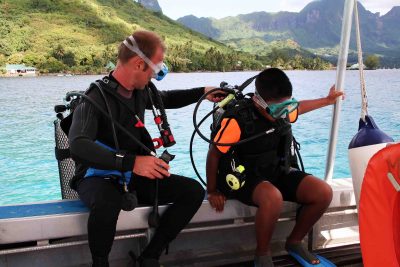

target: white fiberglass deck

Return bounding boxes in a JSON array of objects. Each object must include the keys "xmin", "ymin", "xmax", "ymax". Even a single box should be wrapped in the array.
[{"xmin": 0, "ymin": 178, "xmax": 359, "ymax": 267}]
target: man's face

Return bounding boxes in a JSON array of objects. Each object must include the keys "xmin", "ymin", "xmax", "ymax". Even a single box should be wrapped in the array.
[{"xmin": 134, "ymin": 46, "xmax": 164, "ymax": 89}]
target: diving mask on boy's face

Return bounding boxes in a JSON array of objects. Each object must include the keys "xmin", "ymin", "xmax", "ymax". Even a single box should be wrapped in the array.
[
  {"xmin": 123, "ymin": 36, "xmax": 169, "ymax": 81},
  {"xmin": 254, "ymin": 90, "xmax": 299, "ymax": 119}
]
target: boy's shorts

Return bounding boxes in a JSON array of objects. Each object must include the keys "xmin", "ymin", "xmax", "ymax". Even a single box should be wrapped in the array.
[{"xmin": 217, "ymin": 169, "xmax": 311, "ymax": 206}]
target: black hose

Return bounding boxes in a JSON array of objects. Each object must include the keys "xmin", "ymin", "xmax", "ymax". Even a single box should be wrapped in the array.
[
  {"xmin": 145, "ymin": 87, "xmax": 163, "ymax": 228},
  {"xmin": 149, "ymin": 85, "xmax": 171, "ymax": 132},
  {"xmin": 189, "ymin": 112, "xmax": 290, "ymax": 186},
  {"xmin": 192, "ymin": 89, "xmax": 283, "ymax": 147},
  {"xmin": 96, "ymin": 84, "xmax": 120, "ymax": 158},
  {"xmin": 293, "ymin": 137, "xmax": 305, "ymax": 172},
  {"xmin": 192, "ymin": 74, "xmax": 302, "ymax": 189},
  {"xmin": 67, "ymin": 90, "xmax": 172, "ymax": 222},
  {"xmin": 190, "ymin": 84, "xmax": 289, "ymax": 186},
  {"xmin": 66, "ymin": 91, "xmax": 155, "ymax": 156},
  {"xmin": 147, "ymin": 178, "xmax": 160, "ymax": 228},
  {"xmin": 238, "ymin": 75, "xmax": 258, "ymax": 91},
  {"xmin": 94, "ymin": 83, "xmax": 138, "ymax": 211},
  {"xmin": 189, "ymin": 116, "xmax": 209, "ymax": 186}
]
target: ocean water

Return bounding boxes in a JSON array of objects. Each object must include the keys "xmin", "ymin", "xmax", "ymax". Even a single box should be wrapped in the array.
[{"xmin": 0, "ymin": 70, "xmax": 399, "ymax": 205}]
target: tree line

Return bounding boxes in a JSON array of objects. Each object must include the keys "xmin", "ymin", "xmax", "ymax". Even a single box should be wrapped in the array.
[{"xmin": 1, "ymin": 41, "xmax": 337, "ymax": 74}]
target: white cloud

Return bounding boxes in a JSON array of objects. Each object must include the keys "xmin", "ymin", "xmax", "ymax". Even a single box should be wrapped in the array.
[
  {"xmin": 158, "ymin": 0, "xmax": 399, "ymax": 20},
  {"xmin": 358, "ymin": 0, "xmax": 400, "ymax": 14}
]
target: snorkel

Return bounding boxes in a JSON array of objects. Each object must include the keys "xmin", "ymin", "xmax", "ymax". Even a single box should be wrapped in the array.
[{"xmin": 123, "ymin": 36, "xmax": 169, "ymax": 81}]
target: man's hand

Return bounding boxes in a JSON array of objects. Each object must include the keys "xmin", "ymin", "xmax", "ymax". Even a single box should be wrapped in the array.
[
  {"xmin": 133, "ymin": 156, "xmax": 170, "ymax": 179},
  {"xmin": 205, "ymin": 86, "xmax": 227, "ymax": 103},
  {"xmin": 208, "ymin": 191, "xmax": 226, "ymax": 212},
  {"xmin": 326, "ymin": 85, "xmax": 345, "ymax": 105}
]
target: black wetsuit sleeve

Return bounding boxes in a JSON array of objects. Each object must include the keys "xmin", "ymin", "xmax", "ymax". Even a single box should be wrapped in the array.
[
  {"xmin": 155, "ymin": 87, "xmax": 205, "ymax": 109},
  {"xmin": 68, "ymin": 100, "xmax": 135, "ymax": 172}
]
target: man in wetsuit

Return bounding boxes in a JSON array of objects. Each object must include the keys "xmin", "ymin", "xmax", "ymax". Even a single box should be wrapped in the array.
[{"xmin": 68, "ymin": 31, "xmax": 224, "ymax": 267}]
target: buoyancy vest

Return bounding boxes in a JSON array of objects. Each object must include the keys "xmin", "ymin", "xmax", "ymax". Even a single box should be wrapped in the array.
[
  {"xmin": 212, "ymin": 98, "xmax": 294, "ymax": 182},
  {"xmin": 60, "ymin": 76, "xmax": 156, "ymax": 189}
]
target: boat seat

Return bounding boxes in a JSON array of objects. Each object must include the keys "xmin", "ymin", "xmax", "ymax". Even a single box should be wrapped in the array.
[
  {"xmin": 0, "ymin": 178, "xmax": 355, "ymax": 246},
  {"xmin": 0, "ymin": 199, "xmax": 283, "ymax": 245}
]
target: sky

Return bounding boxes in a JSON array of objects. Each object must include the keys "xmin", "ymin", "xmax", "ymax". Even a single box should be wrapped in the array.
[{"xmin": 158, "ymin": 0, "xmax": 400, "ymax": 20}]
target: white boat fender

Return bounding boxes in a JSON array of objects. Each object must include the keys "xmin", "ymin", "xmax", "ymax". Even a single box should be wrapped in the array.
[{"xmin": 348, "ymin": 115, "xmax": 393, "ymax": 206}]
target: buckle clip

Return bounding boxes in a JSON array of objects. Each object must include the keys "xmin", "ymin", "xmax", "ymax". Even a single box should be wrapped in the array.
[{"xmin": 115, "ymin": 151, "xmax": 126, "ymax": 171}]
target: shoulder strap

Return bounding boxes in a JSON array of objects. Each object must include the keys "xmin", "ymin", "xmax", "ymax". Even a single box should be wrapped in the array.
[
  {"xmin": 226, "ymin": 99, "xmax": 256, "ymax": 136},
  {"xmin": 210, "ymin": 98, "xmax": 256, "ymax": 142},
  {"xmin": 92, "ymin": 80, "xmax": 139, "ymax": 116}
]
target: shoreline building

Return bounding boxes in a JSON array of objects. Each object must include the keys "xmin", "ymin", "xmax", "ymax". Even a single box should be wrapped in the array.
[{"xmin": 4, "ymin": 64, "xmax": 37, "ymax": 77}]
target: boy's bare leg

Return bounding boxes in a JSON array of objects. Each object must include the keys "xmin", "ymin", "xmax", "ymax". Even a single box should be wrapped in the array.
[
  {"xmin": 252, "ymin": 181, "xmax": 284, "ymax": 256},
  {"xmin": 285, "ymin": 176, "xmax": 333, "ymax": 264}
]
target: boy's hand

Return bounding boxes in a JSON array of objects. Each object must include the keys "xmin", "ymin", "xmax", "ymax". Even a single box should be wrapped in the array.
[
  {"xmin": 208, "ymin": 191, "xmax": 226, "ymax": 212},
  {"xmin": 326, "ymin": 85, "xmax": 345, "ymax": 105}
]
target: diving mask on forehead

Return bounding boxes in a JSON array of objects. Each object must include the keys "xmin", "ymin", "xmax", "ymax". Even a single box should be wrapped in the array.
[
  {"xmin": 123, "ymin": 36, "xmax": 169, "ymax": 81},
  {"xmin": 254, "ymin": 89, "xmax": 299, "ymax": 119}
]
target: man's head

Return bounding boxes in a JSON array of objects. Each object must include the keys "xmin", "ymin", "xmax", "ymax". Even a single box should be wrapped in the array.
[
  {"xmin": 253, "ymin": 68, "xmax": 298, "ymax": 121},
  {"xmin": 116, "ymin": 31, "xmax": 166, "ymax": 89}
]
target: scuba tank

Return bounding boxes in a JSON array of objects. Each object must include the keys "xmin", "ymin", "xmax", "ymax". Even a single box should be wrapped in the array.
[{"xmin": 55, "ymin": 77, "xmax": 176, "ymax": 219}]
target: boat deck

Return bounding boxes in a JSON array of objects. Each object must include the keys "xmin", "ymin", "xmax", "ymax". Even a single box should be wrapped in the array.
[{"xmin": 0, "ymin": 178, "xmax": 361, "ymax": 267}]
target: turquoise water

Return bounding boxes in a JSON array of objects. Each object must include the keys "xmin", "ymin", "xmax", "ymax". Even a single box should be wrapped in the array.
[{"xmin": 0, "ymin": 70, "xmax": 399, "ymax": 205}]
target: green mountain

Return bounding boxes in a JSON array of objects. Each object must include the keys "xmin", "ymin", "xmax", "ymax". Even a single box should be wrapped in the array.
[
  {"xmin": 0, "ymin": 0, "xmax": 261, "ymax": 73},
  {"xmin": 178, "ymin": 0, "xmax": 400, "ymax": 67}
]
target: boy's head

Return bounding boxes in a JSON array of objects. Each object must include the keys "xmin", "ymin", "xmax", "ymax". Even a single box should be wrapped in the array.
[
  {"xmin": 255, "ymin": 68, "xmax": 292, "ymax": 102},
  {"xmin": 253, "ymin": 68, "xmax": 298, "ymax": 122}
]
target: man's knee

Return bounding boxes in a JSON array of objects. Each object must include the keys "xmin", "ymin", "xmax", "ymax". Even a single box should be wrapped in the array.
[
  {"xmin": 89, "ymin": 189, "xmax": 122, "ymax": 224},
  {"xmin": 183, "ymin": 179, "xmax": 206, "ymax": 203},
  {"xmin": 173, "ymin": 177, "xmax": 205, "ymax": 207}
]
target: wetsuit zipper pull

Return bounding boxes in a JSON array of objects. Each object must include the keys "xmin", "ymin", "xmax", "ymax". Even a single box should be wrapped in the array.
[{"xmin": 134, "ymin": 115, "xmax": 144, "ymax": 128}]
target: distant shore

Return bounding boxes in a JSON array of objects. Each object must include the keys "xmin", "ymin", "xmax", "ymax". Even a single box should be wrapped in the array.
[{"xmin": 2, "ymin": 68, "xmax": 398, "ymax": 78}]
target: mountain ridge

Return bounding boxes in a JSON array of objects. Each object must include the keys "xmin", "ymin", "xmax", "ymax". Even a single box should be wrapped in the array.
[
  {"xmin": 177, "ymin": 0, "xmax": 400, "ymax": 67},
  {"xmin": 0, "ymin": 0, "xmax": 264, "ymax": 73},
  {"xmin": 138, "ymin": 0, "xmax": 162, "ymax": 13}
]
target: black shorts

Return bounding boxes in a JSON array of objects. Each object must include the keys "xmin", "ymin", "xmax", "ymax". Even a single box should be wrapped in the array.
[{"xmin": 217, "ymin": 169, "xmax": 311, "ymax": 206}]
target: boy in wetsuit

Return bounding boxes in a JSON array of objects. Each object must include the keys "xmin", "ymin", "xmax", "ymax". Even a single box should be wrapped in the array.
[
  {"xmin": 206, "ymin": 68, "xmax": 343, "ymax": 267},
  {"xmin": 68, "ymin": 31, "xmax": 224, "ymax": 267}
]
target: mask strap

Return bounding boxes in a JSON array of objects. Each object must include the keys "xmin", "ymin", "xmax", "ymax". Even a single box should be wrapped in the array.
[
  {"xmin": 254, "ymin": 90, "xmax": 269, "ymax": 110},
  {"xmin": 123, "ymin": 36, "xmax": 160, "ymax": 73}
]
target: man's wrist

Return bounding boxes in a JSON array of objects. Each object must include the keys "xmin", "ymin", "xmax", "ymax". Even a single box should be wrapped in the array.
[{"xmin": 122, "ymin": 154, "xmax": 136, "ymax": 171}]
